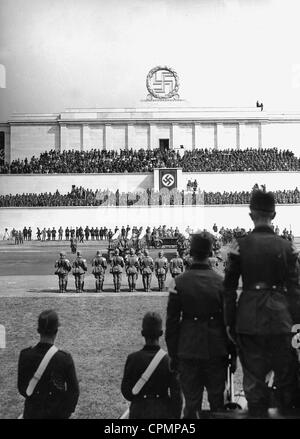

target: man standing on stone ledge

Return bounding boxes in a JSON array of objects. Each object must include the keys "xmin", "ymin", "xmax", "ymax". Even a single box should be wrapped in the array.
[
  {"xmin": 223, "ymin": 190, "xmax": 300, "ymax": 418},
  {"xmin": 166, "ymin": 232, "xmax": 232, "ymax": 418}
]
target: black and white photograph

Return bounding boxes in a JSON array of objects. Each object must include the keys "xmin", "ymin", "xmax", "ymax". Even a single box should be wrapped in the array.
[{"xmin": 1, "ymin": 0, "xmax": 300, "ymax": 425}]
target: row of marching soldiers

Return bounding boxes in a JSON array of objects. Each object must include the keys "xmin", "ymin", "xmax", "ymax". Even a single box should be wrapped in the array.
[{"xmin": 54, "ymin": 248, "xmax": 186, "ymax": 293}]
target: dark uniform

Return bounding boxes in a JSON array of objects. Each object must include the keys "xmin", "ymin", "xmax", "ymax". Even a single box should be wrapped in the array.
[
  {"xmin": 18, "ymin": 343, "xmax": 79, "ymax": 419},
  {"xmin": 110, "ymin": 249, "xmax": 124, "ymax": 292},
  {"xmin": 70, "ymin": 237, "xmax": 77, "ymax": 254},
  {"xmin": 223, "ymin": 190, "xmax": 300, "ymax": 416},
  {"xmin": 155, "ymin": 251, "xmax": 169, "ymax": 291},
  {"xmin": 166, "ymin": 232, "xmax": 230, "ymax": 418},
  {"xmin": 169, "ymin": 252, "xmax": 184, "ymax": 278},
  {"xmin": 121, "ymin": 312, "xmax": 182, "ymax": 419},
  {"xmin": 17, "ymin": 311, "xmax": 79, "ymax": 419},
  {"xmin": 54, "ymin": 252, "xmax": 72, "ymax": 293},
  {"xmin": 72, "ymin": 252, "xmax": 87, "ymax": 293},
  {"xmin": 92, "ymin": 251, "xmax": 107, "ymax": 292},
  {"xmin": 126, "ymin": 249, "xmax": 140, "ymax": 292},
  {"xmin": 140, "ymin": 250, "xmax": 154, "ymax": 292},
  {"xmin": 58, "ymin": 227, "xmax": 63, "ymax": 241}
]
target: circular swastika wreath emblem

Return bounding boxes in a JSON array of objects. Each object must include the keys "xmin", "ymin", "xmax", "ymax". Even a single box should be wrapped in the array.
[
  {"xmin": 162, "ymin": 173, "xmax": 175, "ymax": 187},
  {"xmin": 146, "ymin": 66, "xmax": 179, "ymax": 100}
]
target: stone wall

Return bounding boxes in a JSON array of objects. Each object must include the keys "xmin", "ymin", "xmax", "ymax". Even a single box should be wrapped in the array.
[
  {"xmin": 0, "ymin": 171, "xmax": 299, "ymax": 196},
  {"xmin": 0, "ymin": 204, "xmax": 299, "ymax": 234}
]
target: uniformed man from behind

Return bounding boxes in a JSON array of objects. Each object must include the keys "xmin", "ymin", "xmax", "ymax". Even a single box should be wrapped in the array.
[
  {"xmin": 54, "ymin": 252, "xmax": 72, "ymax": 293},
  {"xmin": 223, "ymin": 190, "xmax": 300, "ymax": 417},
  {"xmin": 121, "ymin": 312, "xmax": 182, "ymax": 419},
  {"xmin": 70, "ymin": 236, "xmax": 77, "ymax": 254},
  {"xmin": 92, "ymin": 250, "xmax": 107, "ymax": 292},
  {"xmin": 72, "ymin": 251, "xmax": 87, "ymax": 293},
  {"xmin": 165, "ymin": 232, "xmax": 232, "ymax": 418},
  {"xmin": 140, "ymin": 249, "xmax": 154, "ymax": 292},
  {"xmin": 126, "ymin": 248, "xmax": 140, "ymax": 292},
  {"xmin": 17, "ymin": 310, "xmax": 79, "ymax": 419},
  {"xmin": 154, "ymin": 250, "xmax": 169, "ymax": 292},
  {"xmin": 110, "ymin": 248, "xmax": 125, "ymax": 292},
  {"xmin": 169, "ymin": 251, "xmax": 184, "ymax": 278}
]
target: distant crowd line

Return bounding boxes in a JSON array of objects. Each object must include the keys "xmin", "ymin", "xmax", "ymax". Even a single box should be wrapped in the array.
[
  {"xmin": 1, "ymin": 147, "xmax": 299, "ymax": 174},
  {"xmin": 1, "ymin": 185, "xmax": 300, "ymax": 207},
  {"xmin": 2, "ymin": 223, "xmax": 294, "ymax": 245}
]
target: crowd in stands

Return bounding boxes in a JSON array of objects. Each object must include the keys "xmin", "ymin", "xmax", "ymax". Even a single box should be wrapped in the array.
[
  {"xmin": 1, "ymin": 147, "xmax": 300, "ymax": 174},
  {"xmin": 1, "ymin": 185, "xmax": 300, "ymax": 207}
]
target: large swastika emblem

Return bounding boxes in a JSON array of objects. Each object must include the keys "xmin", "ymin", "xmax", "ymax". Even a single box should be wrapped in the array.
[
  {"xmin": 146, "ymin": 66, "xmax": 179, "ymax": 100},
  {"xmin": 162, "ymin": 173, "xmax": 175, "ymax": 187}
]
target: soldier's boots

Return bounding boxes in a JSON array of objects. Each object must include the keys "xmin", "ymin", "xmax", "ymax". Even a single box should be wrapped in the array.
[{"xmin": 96, "ymin": 280, "xmax": 100, "ymax": 292}]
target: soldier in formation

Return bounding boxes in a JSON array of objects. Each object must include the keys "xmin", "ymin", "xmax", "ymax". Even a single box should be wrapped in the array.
[
  {"xmin": 92, "ymin": 250, "xmax": 107, "ymax": 292},
  {"xmin": 54, "ymin": 252, "xmax": 72, "ymax": 293},
  {"xmin": 155, "ymin": 250, "xmax": 169, "ymax": 292},
  {"xmin": 140, "ymin": 249, "xmax": 154, "ymax": 292},
  {"xmin": 169, "ymin": 251, "xmax": 184, "ymax": 278},
  {"xmin": 72, "ymin": 251, "xmax": 87, "ymax": 293},
  {"xmin": 125, "ymin": 248, "xmax": 140, "ymax": 292},
  {"xmin": 110, "ymin": 248, "xmax": 125, "ymax": 292}
]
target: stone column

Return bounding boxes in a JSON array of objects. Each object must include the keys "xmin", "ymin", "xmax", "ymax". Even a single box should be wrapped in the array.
[
  {"xmin": 82, "ymin": 124, "xmax": 90, "ymax": 151},
  {"xmin": 149, "ymin": 124, "xmax": 157, "ymax": 150},
  {"xmin": 258, "ymin": 123, "xmax": 262, "ymax": 149},
  {"xmin": 214, "ymin": 123, "xmax": 221, "ymax": 149},
  {"xmin": 194, "ymin": 123, "xmax": 202, "ymax": 149},
  {"xmin": 60, "ymin": 124, "xmax": 69, "ymax": 151},
  {"xmin": 126, "ymin": 124, "xmax": 135, "ymax": 150},
  {"xmin": 171, "ymin": 123, "xmax": 180, "ymax": 149},
  {"xmin": 104, "ymin": 124, "xmax": 112, "ymax": 150},
  {"xmin": 236, "ymin": 123, "xmax": 241, "ymax": 149}
]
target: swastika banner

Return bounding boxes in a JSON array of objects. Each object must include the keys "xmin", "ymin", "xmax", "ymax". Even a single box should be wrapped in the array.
[{"xmin": 159, "ymin": 169, "xmax": 177, "ymax": 190}]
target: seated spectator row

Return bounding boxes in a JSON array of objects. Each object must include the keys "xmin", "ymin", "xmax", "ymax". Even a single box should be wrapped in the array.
[
  {"xmin": 0, "ymin": 147, "xmax": 299, "ymax": 173},
  {"xmin": 1, "ymin": 185, "xmax": 300, "ymax": 207}
]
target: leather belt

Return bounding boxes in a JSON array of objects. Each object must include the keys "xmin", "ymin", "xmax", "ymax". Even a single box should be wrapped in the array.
[
  {"xmin": 247, "ymin": 282, "xmax": 287, "ymax": 293},
  {"xmin": 135, "ymin": 393, "xmax": 168, "ymax": 400},
  {"xmin": 182, "ymin": 311, "xmax": 222, "ymax": 322}
]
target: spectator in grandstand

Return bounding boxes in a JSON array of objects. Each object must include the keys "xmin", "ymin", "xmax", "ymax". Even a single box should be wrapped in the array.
[
  {"xmin": 2, "ymin": 147, "xmax": 300, "ymax": 174},
  {"xmin": 121, "ymin": 312, "xmax": 182, "ymax": 419}
]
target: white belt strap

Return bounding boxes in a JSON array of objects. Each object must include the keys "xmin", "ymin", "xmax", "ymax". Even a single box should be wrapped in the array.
[
  {"xmin": 26, "ymin": 345, "xmax": 58, "ymax": 397},
  {"xmin": 132, "ymin": 348, "xmax": 167, "ymax": 395}
]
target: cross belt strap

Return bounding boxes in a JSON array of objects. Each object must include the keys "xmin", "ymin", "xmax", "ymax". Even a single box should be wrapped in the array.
[
  {"xmin": 26, "ymin": 345, "xmax": 58, "ymax": 397},
  {"xmin": 132, "ymin": 348, "xmax": 167, "ymax": 396}
]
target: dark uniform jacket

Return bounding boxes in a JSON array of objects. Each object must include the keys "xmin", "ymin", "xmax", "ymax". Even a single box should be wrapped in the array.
[
  {"xmin": 166, "ymin": 263, "xmax": 228, "ymax": 361},
  {"xmin": 72, "ymin": 256, "xmax": 87, "ymax": 275},
  {"xmin": 18, "ymin": 342, "xmax": 79, "ymax": 419},
  {"xmin": 140, "ymin": 256, "xmax": 154, "ymax": 274},
  {"xmin": 223, "ymin": 225, "xmax": 300, "ymax": 335},
  {"xmin": 92, "ymin": 256, "xmax": 107, "ymax": 274},
  {"xmin": 121, "ymin": 345, "xmax": 182, "ymax": 419}
]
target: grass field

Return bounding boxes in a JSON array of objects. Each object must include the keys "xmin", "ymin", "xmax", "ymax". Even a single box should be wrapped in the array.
[{"xmin": 0, "ymin": 238, "xmax": 257, "ymax": 419}]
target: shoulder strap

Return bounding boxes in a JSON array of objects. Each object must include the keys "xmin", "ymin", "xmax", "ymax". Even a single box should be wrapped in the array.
[
  {"xmin": 26, "ymin": 345, "xmax": 58, "ymax": 397},
  {"xmin": 132, "ymin": 348, "xmax": 167, "ymax": 395}
]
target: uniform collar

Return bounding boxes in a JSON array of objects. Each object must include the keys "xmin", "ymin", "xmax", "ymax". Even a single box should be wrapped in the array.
[
  {"xmin": 143, "ymin": 345, "xmax": 160, "ymax": 352},
  {"xmin": 190, "ymin": 262, "xmax": 211, "ymax": 270},
  {"xmin": 252, "ymin": 225, "xmax": 274, "ymax": 234}
]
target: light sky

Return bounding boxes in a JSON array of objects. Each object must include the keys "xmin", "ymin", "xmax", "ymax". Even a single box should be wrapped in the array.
[{"xmin": 0, "ymin": 0, "xmax": 300, "ymax": 121}]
